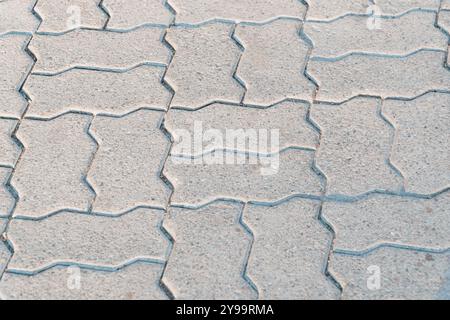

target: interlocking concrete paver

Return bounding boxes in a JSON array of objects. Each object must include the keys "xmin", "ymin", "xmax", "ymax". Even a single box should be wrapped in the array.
[
  {"xmin": 2, "ymin": 0, "xmax": 450, "ymax": 300},
  {"xmin": 88, "ymin": 110, "xmax": 171, "ymax": 214},
  {"xmin": 0, "ymin": 0, "xmax": 38, "ymax": 35},
  {"xmin": 374, "ymin": 0, "xmax": 440, "ymax": 15},
  {"xmin": 235, "ymin": 20, "xmax": 315, "ymax": 105},
  {"xmin": 323, "ymin": 192, "xmax": 450, "ymax": 252},
  {"xmin": 0, "ymin": 35, "xmax": 34, "ymax": 118},
  {"xmin": 0, "ymin": 119, "xmax": 20, "ymax": 168},
  {"xmin": 438, "ymin": 9, "xmax": 450, "ymax": 33},
  {"xmin": 244, "ymin": 199, "xmax": 339, "ymax": 299},
  {"xmin": 0, "ymin": 218, "xmax": 6, "ymax": 233},
  {"xmin": 7, "ymin": 208, "xmax": 168, "ymax": 272},
  {"xmin": 441, "ymin": 0, "xmax": 450, "ymax": 10},
  {"xmin": 310, "ymin": 97, "xmax": 402, "ymax": 196},
  {"xmin": 443, "ymin": 0, "xmax": 450, "ymax": 10},
  {"xmin": 103, "ymin": 0, "xmax": 172, "ymax": 29},
  {"xmin": 30, "ymin": 28, "xmax": 169, "ymax": 74},
  {"xmin": 162, "ymin": 202, "xmax": 256, "ymax": 299},
  {"xmin": 170, "ymin": 0, "xmax": 306, "ymax": 24},
  {"xmin": 11, "ymin": 114, "xmax": 95, "ymax": 218},
  {"xmin": 0, "ymin": 168, "xmax": 14, "ymax": 218},
  {"xmin": 304, "ymin": 11, "xmax": 447, "ymax": 58},
  {"xmin": 305, "ymin": 0, "xmax": 370, "ymax": 21},
  {"xmin": 165, "ymin": 149, "xmax": 322, "ymax": 206},
  {"xmin": 165, "ymin": 24, "xmax": 243, "ymax": 109},
  {"xmin": 383, "ymin": 92, "xmax": 450, "ymax": 195},
  {"xmin": 166, "ymin": 101, "xmax": 318, "ymax": 156},
  {"xmin": 0, "ymin": 262, "xmax": 167, "ymax": 300},
  {"xmin": 0, "ymin": 218, "xmax": 10, "ymax": 278},
  {"xmin": 330, "ymin": 248, "xmax": 450, "ymax": 300},
  {"xmin": 35, "ymin": 0, "xmax": 107, "ymax": 33},
  {"xmin": 25, "ymin": 65, "xmax": 171, "ymax": 117},
  {"xmin": 308, "ymin": 50, "xmax": 450, "ymax": 103}
]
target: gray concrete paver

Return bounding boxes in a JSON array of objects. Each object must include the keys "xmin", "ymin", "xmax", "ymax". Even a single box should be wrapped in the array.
[
  {"xmin": 170, "ymin": 0, "xmax": 306, "ymax": 24},
  {"xmin": 11, "ymin": 114, "xmax": 96, "ymax": 218},
  {"xmin": 323, "ymin": 192, "xmax": 450, "ymax": 252},
  {"xmin": 35, "ymin": 0, "xmax": 107, "ymax": 33},
  {"xmin": 310, "ymin": 97, "xmax": 402, "ymax": 196},
  {"xmin": 7, "ymin": 208, "xmax": 168, "ymax": 272},
  {"xmin": 1, "ymin": 0, "xmax": 449, "ymax": 300},
  {"xmin": 25, "ymin": 65, "xmax": 171, "ymax": 117},
  {"xmin": 235, "ymin": 19, "xmax": 315, "ymax": 105},
  {"xmin": 244, "ymin": 199, "xmax": 340, "ymax": 299},
  {"xmin": 88, "ymin": 110, "xmax": 171, "ymax": 214},
  {"xmin": 330, "ymin": 247, "xmax": 450, "ymax": 300},
  {"xmin": 162, "ymin": 202, "xmax": 256, "ymax": 299}
]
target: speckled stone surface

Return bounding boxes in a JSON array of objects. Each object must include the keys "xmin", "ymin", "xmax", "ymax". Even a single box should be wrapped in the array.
[{"xmin": 0, "ymin": 1, "xmax": 449, "ymax": 300}]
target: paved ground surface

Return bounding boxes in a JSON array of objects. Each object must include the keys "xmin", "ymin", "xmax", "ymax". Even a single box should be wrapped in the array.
[{"xmin": 0, "ymin": 0, "xmax": 449, "ymax": 300}]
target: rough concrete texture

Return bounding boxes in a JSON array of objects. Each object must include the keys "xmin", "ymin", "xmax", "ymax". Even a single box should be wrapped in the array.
[
  {"xmin": 0, "ymin": 1, "xmax": 449, "ymax": 300},
  {"xmin": 103, "ymin": 0, "xmax": 173, "ymax": 29},
  {"xmin": 11, "ymin": 114, "xmax": 96, "ymax": 218},
  {"xmin": 0, "ymin": 119, "xmax": 20, "ymax": 168},
  {"xmin": 25, "ymin": 65, "xmax": 171, "ymax": 117},
  {"xmin": 165, "ymin": 24, "xmax": 244, "ymax": 108},
  {"xmin": 0, "ymin": 35, "xmax": 33, "ymax": 118},
  {"xmin": 374, "ymin": 0, "xmax": 441, "ymax": 15},
  {"xmin": 443, "ymin": 0, "xmax": 450, "ymax": 10},
  {"xmin": 30, "ymin": 28, "xmax": 169, "ymax": 74},
  {"xmin": 304, "ymin": 0, "xmax": 371, "ymax": 21},
  {"xmin": 170, "ymin": 0, "xmax": 306, "ymax": 24},
  {"xmin": 309, "ymin": 50, "xmax": 450, "ymax": 103},
  {"xmin": 0, "ymin": 218, "xmax": 10, "ymax": 277},
  {"xmin": 331, "ymin": 247, "xmax": 450, "ymax": 300},
  {"xmin": 7, "ymin": 208, "xmax": 168, "ymax": 272},
  {"xmin": 438, "ymin": 9, "xmax": 450, "ymax": 34},
  {"xmin": 162, "ymin": 202, "xmax": 256, "ymax": 299},
  {"xmin": 244, "ymin": 199, "xmax": 340, "ymax": 299},
  {"xmin": 166, "ymin": 101, "xmax": 318, "ymax": 156},
  {"xmin": 88, "ymin": 110, "xmax": 171, "ymax": 213},
  {"xmin": 35, "ymin": 0, "xmax": 107, "ymax": 33},
  {"xmin": 310, "ymin": 97, "xmax": 402, "ymax": 196},
  {"xmin": 0, "ymin": 263, "xmax": 167, "ymax": 300},
  {"xmin": 383, "ymin": 92, "xmax": 450, "ymax": 195},
  {"xmin": 0, "ymin": 219, "xmax": 6, "ymax": 237},
  {"xmin": 304, "ymin": 11, "xmax": 448, "ymax": 57},
  {"xmin": 0, "ymin": 0, "xmax": 38, "ymax": 35},
  {"xmin": 235, "ymin": 19, "xmax": 316, "ymax": 105},
  {"xmin": 323, "ymin": 192, "xmax": 450, "ymax": 252},
  {"xmin": 165, "ymin": 149, "xmax": 323, "ymax": 206},
  {"xmin": 0, "ymin": 168, "xmax": 14, "ymax": 218}
]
